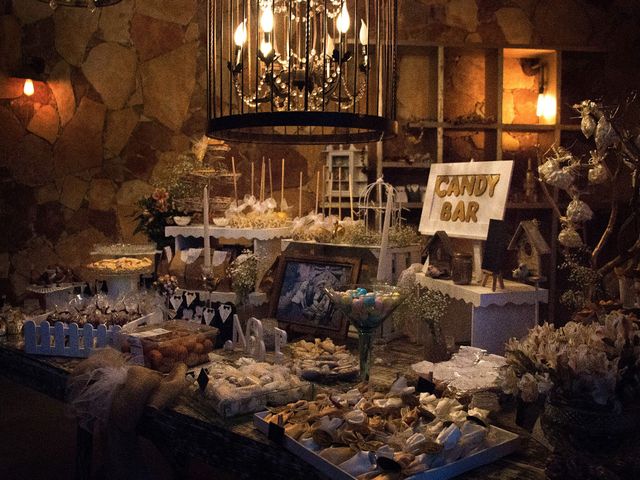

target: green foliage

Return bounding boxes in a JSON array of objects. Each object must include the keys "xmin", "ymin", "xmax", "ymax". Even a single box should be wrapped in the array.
[
  {"xmin": 559, "ymin": 249, "xmax": 602, "ymax": 311},
  {"xmin": 133, "ymin": 188, "xmax": 179, "ymax": 248}
]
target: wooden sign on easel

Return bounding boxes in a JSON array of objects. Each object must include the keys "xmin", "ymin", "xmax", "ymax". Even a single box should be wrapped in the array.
[
  {"xmin": 419, "ymin": 160, "xmax": 514, "ymax": 282},
  {"xmin": 481, "ymin": 219, "xmax": 511, "ymax": 291}
]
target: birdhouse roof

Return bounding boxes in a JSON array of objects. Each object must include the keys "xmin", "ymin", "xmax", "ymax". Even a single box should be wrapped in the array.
[
  {"xmin": 424, "ymin": 230, "xmax": 454, "ymax": 255},
  {"xmin": 507, "ymin": 220, "xmax": 551, "ymax": 254}
]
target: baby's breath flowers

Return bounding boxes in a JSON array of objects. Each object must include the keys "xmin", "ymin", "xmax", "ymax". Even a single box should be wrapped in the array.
[{"xmin": 228, "ymin": 250, "xmax": 257, "ymax": 302}]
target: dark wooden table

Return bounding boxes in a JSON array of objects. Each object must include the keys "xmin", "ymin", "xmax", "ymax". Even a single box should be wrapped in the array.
[{"xmin": 0, "ymin": 335, "xmax": 548, "ymax": 480}]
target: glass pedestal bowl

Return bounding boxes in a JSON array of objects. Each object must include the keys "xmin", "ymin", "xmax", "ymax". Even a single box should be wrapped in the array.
[{"xmin": 325, "ymin": 284, "xmax": 406, "ymax": 381}]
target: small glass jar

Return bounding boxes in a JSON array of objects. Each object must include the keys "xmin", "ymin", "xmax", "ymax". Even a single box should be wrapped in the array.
[{"xmin": 451, "ymin": 252, "xmax": 473, "ymax": 285}]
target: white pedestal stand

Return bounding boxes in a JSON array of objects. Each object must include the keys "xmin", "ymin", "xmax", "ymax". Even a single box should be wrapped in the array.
[
  {"xmin": 165, "ymin": 225, "xmax": 292, "ymax": 294},
  {"xmin": 415, "ymin": 273, "xmax": 548, "ymax": 354}
]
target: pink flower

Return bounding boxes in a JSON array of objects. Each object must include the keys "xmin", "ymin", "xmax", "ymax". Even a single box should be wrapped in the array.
[{"xmin": 152, "ymin": 188, "xmax": 169, "ymax": 203}]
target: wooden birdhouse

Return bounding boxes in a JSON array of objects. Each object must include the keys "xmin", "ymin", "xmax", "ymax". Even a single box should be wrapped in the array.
[
  {"xmin": 507, "ymin": 220, "xmax": 551, "ymax": 278},
  {"xmin": 423, "ymin": 231, "xmax": 454, "ymax": 277}
]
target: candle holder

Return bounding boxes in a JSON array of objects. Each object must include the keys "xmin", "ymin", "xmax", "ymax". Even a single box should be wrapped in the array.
[{"xmin": 201, "ymin": 265, "xmax": 221, "ymax": 291}]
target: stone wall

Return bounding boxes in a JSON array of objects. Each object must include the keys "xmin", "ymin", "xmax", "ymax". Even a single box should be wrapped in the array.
[{"xmin": 1, "ymin": 0, "xmax": 639, "ymax": 300}]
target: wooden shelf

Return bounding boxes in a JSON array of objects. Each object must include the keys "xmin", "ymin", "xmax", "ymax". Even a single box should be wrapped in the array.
[
  {"xmin": 383, "ymin": 44, "xmax": 605, "ymax": 324},
  {"xmin": 502, "ymin": 124, "xmax": 556, "ymax": 132},
  {"xmin": 400, "ymin": 202, "xmax": 424, "ymax": 209},
  {"xmin": 406, "ymin": 120, "xmax": 439, "ymax": 129},
  {"xmin": 559, "ymin": 124, "xmax": 582, "ymax": 131},
  {"xmin": 382, "ymin": 161, "xmax": 431, "ymax": 169},
  {"xmin": 506, "ymin": 201, "xmax": 553, "ymax": 210},
  {"xmin": 443, "ymin": 123, "xmax": 499, "ymax": 130}
]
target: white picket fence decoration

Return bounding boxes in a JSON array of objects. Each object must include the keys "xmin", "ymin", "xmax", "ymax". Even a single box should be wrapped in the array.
[{"xmin": 23, "ymin": 310, "xmax": 162, "ymax": 358}]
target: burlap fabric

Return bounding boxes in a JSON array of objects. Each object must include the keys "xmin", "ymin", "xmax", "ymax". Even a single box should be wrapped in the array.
[{"xmin": 68, "ymin": 349, "xmax": 188, "ymax": 479}]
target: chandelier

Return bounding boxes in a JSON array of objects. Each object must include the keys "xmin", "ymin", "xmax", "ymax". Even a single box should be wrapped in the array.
[{"xmin": 207, "ymin": 0, "xmax": 398, "ymax": 144}]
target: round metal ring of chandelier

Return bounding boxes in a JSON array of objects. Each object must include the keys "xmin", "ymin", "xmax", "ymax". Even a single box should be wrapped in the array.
[
  {"xmin": 207, "ymin": 0, "xmax": 398, "ymax": 144},
  {"xmin": 37, "ymin": 0, "xmax": 122, "ymax": 11}
]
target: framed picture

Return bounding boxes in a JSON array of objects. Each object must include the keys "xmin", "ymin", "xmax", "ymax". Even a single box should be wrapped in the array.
[{"xmin": 270, "ymin": 254, "xmax": 361, "ymax": 338}]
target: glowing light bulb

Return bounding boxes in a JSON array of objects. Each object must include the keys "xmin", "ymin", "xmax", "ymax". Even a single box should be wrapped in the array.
[
  {"xmin": 234, "ymin": 20, "xmax": 247, "ymax": 47},
  {"xmin": 359, "ymin": 20, "xmax": 368, "ymax": 45},
  {"xmin": 537, "ymin": 93, "xmax": 556, "ymax": 119},
  {"xmin": 260, "ymin": 8, "xmax": 274, "ymax": 33},
  {"xmin": 536, "ymin": 93, "xmax": 544, "ymax": 117},
  {"xmin": 23, "ymin": 78, "xmax": 34, "ymax": 97},
  {"xmin": 336, "ymin": 4, "xmax": 350, "ymax": 34},
  {"xmin": 260, "ymin": 40, "xmax": 273, "ymax": 57}
]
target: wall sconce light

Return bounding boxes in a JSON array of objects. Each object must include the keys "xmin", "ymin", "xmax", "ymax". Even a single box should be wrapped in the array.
[
  {"xmin": 14, "ymin": 56, "xmax": 45, "ymax": 98},
  {"xmin": 520, "ymin": 58, "xmax": 556, "ymax": 121},
  {"xmin": 535, "ymin": 64, "xmax": 556, "ymax": 119}
]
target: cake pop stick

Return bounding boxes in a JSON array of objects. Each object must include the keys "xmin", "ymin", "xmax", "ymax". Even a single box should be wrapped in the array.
[
  {"xmin": 268, "ymin": 158, "xmax": 273, "ymax": 199},
  {"xmin": 349, "ymin": 172, "xmax": 354, "ymax": 220},
  {"xmin": 251, "ymin": 161, "xmax": 255, "ymax": 197},
  {"xmin": 231, "ymin": 156, "xmax": 238, "ymax": 204},
  {"xmin": 260, "ymin": 157, "xmax": 265, "ymax": 202},
  {"xmin": 281, "ymin": 158, "xmax": 285, "ymax": 211},
  {"xmin": 298, "ymin": 171, "xmax": 303, "ymax": 218}
]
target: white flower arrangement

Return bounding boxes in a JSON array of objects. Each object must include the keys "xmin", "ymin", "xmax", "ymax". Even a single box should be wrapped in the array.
[
  {"xmin": 500, "ymin": 310, "xmax": 640, "ymax": 409},
  {"xmin": 228, "ymin": 250, "xmax": 258, "ymax": 302}
]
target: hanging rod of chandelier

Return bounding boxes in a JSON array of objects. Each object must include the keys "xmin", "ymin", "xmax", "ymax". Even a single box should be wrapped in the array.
[{"xmin": 207, "ymin": 0, "xmax": 398, "ymax": 144}]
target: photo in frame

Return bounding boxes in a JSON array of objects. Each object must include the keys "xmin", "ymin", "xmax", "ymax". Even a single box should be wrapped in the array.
[{"xmin": 270, "ymin": 254, "xmax": 361, "ymax": 338}]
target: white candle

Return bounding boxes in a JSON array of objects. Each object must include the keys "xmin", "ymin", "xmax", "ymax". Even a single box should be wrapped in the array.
[
  {"xmin": 268, "ymin": 158, "xmax": 273, "ymax": 199},
  {"xmin": 203, "ymin": 185, "xmax": 211, "ymax": 268},
  {"xmin": 251, "ymin": 161, "xmax": 255, "ymax": 197},
  {"xmin": 377, "ymin": 184, "xmax": 393, "ymax": 282}
]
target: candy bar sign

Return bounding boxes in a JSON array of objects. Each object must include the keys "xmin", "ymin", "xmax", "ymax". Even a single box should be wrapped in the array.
[{"xmin": 419, "ymin": 161, "xmax": 514, "ymax": 240}]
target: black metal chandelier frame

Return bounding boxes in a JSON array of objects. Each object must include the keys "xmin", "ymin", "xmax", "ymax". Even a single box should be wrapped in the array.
[
  {"xmin": 206, "ymin": 0, "xmax": 398, "ymax": 144},
  {"xmin": 37, "ymin": 0, "xmax": 122, "ymax": 8}
]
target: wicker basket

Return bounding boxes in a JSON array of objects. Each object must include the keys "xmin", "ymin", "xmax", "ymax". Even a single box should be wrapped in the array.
[{"xmin": 541, "ymin": 398, "xmax": 640, "ymax": 451}]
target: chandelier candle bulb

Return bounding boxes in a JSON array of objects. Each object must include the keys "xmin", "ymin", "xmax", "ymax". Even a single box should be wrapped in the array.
[
  {"xmin": 260, "ymin": 7, "xmax": 274, "ymax": 33},
  {"xmin": 234, "ymin": 20, "xmax": 247, "ymax": 65},
  {"xmin": 336, "ymin": 3, "xmax": 351, "ymax": 34},
  {"xmin": 359, "ymin": 20, "xmax": 368, "ymax": 45}
]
